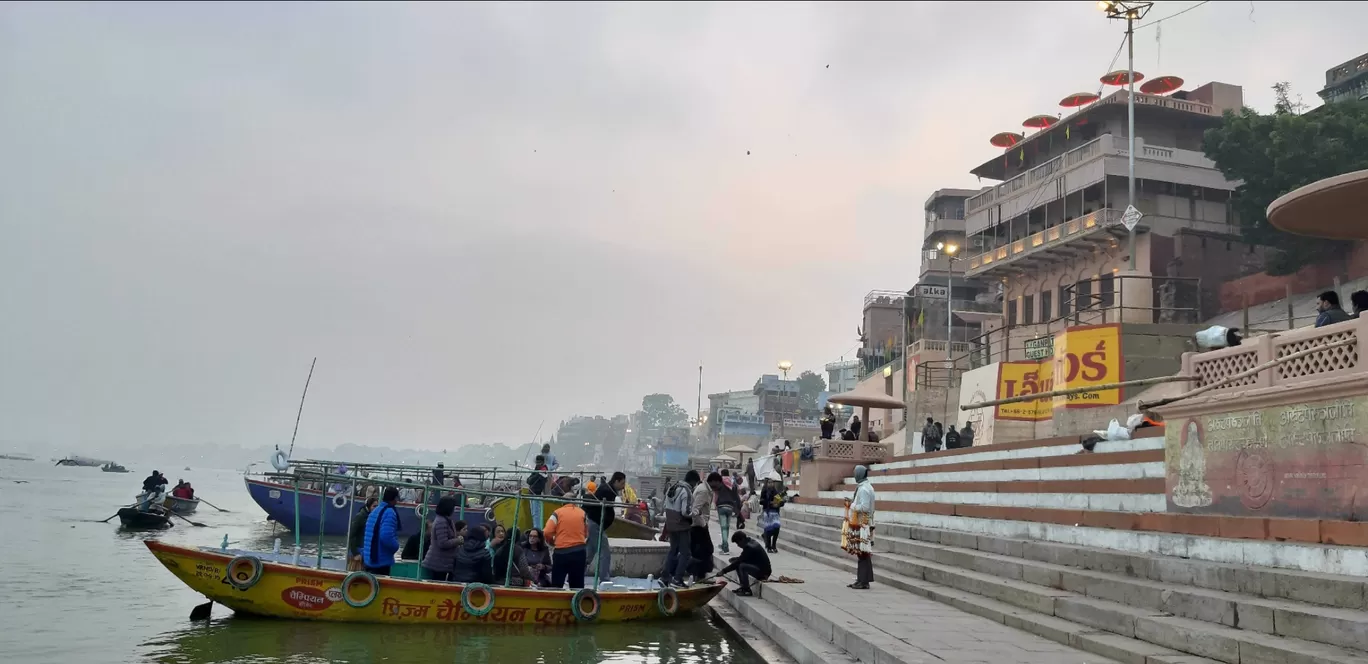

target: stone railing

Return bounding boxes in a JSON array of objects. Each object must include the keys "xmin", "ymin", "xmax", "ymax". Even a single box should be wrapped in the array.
[
  {"xmin": 816, "ymin": 439, "xmax": 891, "ymax": 463},
  {"xmin": 1184, "ymin": 316, "xmax": 1364, "ymax": 392}
]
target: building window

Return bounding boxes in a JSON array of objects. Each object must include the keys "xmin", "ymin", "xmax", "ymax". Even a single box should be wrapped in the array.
[
  {"xmin": 1076, "ymin": 278, "xmax": 1094, "ymax": 311},
  {"xmin": 1100, "ymin": 273, "xmax": 1115, "ymax": 307},
  {"xmin": 1040, "ymin": 289, "xmax": 1053, "ymax": 321},
  {"xmin": 1007, "ymin": 298, "xmax": 1018, "ymax": 326},
  {"xmin": 1058, "ymin": 285, "xmax": 1071, "ymax": 317},
  {"xmin": 1023, "ymin": 294, "xmax": 1035, "ymax": 325}
]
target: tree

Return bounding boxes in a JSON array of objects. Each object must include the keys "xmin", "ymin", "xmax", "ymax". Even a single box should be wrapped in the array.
[
  {"xmin": 795, "ymin": 370, "xmax": 827, "ymax": 410},
  {"xmin": 641, "ymin": 393, "xmax": 689, "ymax": 429},
  {"xmin": 1202, "ymin": 86, "xmax": 1368, "ymax": 275}
]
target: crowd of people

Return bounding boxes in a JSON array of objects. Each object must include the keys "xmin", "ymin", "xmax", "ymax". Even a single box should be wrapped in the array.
[{"xmin": 335, "ymin": 438, "xmax": 883, "ymax": 597}]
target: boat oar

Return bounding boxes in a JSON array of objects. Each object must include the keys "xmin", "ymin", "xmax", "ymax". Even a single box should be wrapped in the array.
[
  {"xmin": 97, "ymin": 512, "xmax": 121, "ymax": 523},
  {"xmin": 167, "ymin": 511, "xmax": 208, "ymax": 527},
  {"xmin": 197, "ymin": 498, "xmax": 231, "ymax": 513}
]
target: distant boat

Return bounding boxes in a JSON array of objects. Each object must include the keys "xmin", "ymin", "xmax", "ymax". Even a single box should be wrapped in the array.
[
  {"xmin": 184, "ymin": 466, "xmax": 192, "ymax": 471},
  {"xmin": 55, "ymin": 455, "xmax": 110, "ymax": 467},
  {"xmin": 102, "ymin": 463, "xmax": 130, "ymax": 473},
  {"xmin": 0, "ymin": 453, "xmax": 34, "ymax": 462}
]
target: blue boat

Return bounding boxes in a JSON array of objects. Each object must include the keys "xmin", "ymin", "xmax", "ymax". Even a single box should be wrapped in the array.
[{"xmin": 244, "ymin": 476, "xmax": 492, "ymax": 537}]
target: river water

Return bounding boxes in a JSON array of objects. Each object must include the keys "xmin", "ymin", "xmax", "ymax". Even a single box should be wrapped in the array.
[{"xmin": 1, "ymin": 462, "xmax": 762, "ymax": 664}]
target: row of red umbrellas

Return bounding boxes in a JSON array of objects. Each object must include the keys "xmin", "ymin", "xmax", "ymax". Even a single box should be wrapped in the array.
[{"xmin": 989, "ymin": 73, "xmax": 1185, "ymax": 148}]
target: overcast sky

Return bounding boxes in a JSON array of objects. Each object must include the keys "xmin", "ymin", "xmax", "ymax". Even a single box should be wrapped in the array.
[{"xmin": 2, "ymin": 2, "xmax": 1363, "ymax": 452}]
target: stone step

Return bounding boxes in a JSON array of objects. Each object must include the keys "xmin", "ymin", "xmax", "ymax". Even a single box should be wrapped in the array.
[
  {"xmin": 857, "ymin": 448, "xmax": 1166, "ymax": 481},
  {"xmin": 783, "ymin": 516, "xmax": 1368, "ymax": 653},
  {"xmin": 848, "ymin": 457, "xmax": 1167, "ymax": 485},
  {"xmin": 775, "ymin": 526, "xmax": 1368, "ymax": 664},
  {"xmin": 785, "ymin": 508, "xmax": 1368, "ymax": 611},
  {"xmin": 712, "ymin": 582, "xmax": 863, "ymax": 664},
  {"xmin": 878, "ymin": 435, "xmax": 1163, "ymax": 471},
  {"xmin": 816, "ymin": 488, "xmax": 1166, "ymax": 512},
  {"xmin": 768, "ymin": 534, "xmax": 1213, "ymax": 664}
]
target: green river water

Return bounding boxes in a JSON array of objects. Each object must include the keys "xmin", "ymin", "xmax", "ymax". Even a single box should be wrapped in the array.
[{"xmin": 1, "ymin": 462, "xmax": 764, "ymax": 664}]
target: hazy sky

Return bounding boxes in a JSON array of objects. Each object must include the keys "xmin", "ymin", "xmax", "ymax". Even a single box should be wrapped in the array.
[{"xmin": 2, "ymin": 2, "xmax": 1363, "ymax": 452}]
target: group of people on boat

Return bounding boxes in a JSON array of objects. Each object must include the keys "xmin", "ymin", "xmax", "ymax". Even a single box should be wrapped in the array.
[
  {"xmin": 137, "ymin": 470, "xmax": 169, "ymax": 510},
  {"xmin": 345, "ymin": 469, "xmax": 635, "ymax": 591},
  {"xmin": 170, "ymin": 479, "xmax": 195, "ymax": 500}
]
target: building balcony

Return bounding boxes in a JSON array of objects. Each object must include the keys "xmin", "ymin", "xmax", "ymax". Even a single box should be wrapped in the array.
[
  {"xmin": 923, "ymin": 215, "xmax": 965, "ymax": 240},
  {"xmin": 919, "ymin": 254, "xmax": 968, "ymax": 276},
  {"xmin": 965, "ymin": 208, "xmax": 1128, "ymax": 278},
  {"xmin": 965, "ymin": 134, "xmax": 1228, "ymax": 231}
]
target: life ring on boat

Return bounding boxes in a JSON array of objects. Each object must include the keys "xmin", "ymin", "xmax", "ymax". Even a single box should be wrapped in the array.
[
  {"xmin": 657, "ymin": 587, "xmax": 679, "ymax": 616},
  {"xmin": 342, "ymin": 571, "xmax": 379, "ymax": 608},
  {"xmin": 331, "ymin": 494, "xmax": 349, "ymax": 510},
  {"xmin": 270, "ymin": 450, "xmax": 290, "ymax": 472},
  {"xmin": 483, "ymin": 508, "xmax": 495, "ymax": 523},
  {"xmin": 225, "ymin": 555, "xmax": 263, "ymax": 590},
  {"xmin": 461, "ymin": 582, "xmax": 495, "ymax": 617},
  {"xmin": 571, "ymin": 588, "xmax": 600, "ymax": 622},
  {"xmin": 414, "ymin": 502, "xmax": 427, "ymax": 517}
]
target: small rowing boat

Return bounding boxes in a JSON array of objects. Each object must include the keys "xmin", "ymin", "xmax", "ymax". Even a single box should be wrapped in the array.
[
  {"xmin": 119, "ymin": 507, "xmax": 173, "ymax": 530},
  {"xmin": 146, "ymin": 541, "xmax": 721, "ymax": 624},
  {"xmin": 164, "ymin": 495, "xmax": 200, "ymax": 515}
]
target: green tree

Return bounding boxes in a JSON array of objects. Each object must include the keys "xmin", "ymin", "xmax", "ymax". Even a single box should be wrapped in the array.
[
  {"xmin": 1202, "ymin": 86, "xmax": 1368, "ymax": 275},
  {"xmin": 796, "ymin": 369, "xmax": 827, "ymax": 410},
  {"xmin": 641, "ymin": 393, "xmax": 689, "ymax": 429}
]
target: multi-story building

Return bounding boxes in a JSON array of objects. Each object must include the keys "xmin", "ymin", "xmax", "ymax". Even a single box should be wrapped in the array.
[
  {"xmin": 752, "ymin": 373, "xmax": 800, "ymax": 429},
  {"xmin": 705, "ymin": 389, "xmax": 760, "ymax": 439},
  {"xmin": 825, "ymin": 359, "xmax": 860, "ymax": 395},
  {"xmin": 963, "ymin": 82, "xmax": 1256, "ymax": 351},
  {"xmin": 1318, "ymin": 52, "xmax": 1368, "ymax": 105}
]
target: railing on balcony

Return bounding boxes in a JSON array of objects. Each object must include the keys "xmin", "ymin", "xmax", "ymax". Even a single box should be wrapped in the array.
[
  {"xmin": 965, "ymin": 93, "xmax": 1218, "ymax": 216},
  {"xmin": 961, "ymin": 274, "xmax": 1203, "ymax": 368},
  {"xmin": 966, "ymin": 208, "xmax": 1124, "ymax": 275}
]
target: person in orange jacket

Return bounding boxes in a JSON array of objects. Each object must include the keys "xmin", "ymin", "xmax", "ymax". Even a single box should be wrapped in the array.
[{"xmin": 543, "ymin": 499, "xmax": 590, "ymax": 589}]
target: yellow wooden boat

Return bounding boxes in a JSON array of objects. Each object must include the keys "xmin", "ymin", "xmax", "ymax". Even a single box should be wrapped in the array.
[
  {"xmin": 146, "ymin": 541, "xmax": 722, "ymax": 625},
  {"xmin": 487, "ymin": 492, "xmax": 658, "ymax": 540}
]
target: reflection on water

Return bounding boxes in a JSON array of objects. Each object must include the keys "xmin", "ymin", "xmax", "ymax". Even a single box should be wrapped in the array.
[{"xmin": 1, "ymin": 463, "xmax": 760, "ymax": 664}]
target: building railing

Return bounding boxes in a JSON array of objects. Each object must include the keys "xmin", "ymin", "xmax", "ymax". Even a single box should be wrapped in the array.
[
  {"xmin": 966, "ymin": 208, "xmax": 1124, "ymax": 275},
  {"xmin": 864, "ymin": 290, "xmax": 906, "ymax": 308},
  {"xmin": 960, "ymin": 274, "xmax": 1202, "ymax": 367},
  {"xmin": 1184, "ymin": 316, "xmax": 1364, "ymax": 393}
]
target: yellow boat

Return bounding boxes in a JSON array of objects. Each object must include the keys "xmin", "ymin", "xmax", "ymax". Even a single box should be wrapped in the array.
[
  {"xmin": 487, "ymin": 492, "xmax": 658, "ymax": 540},
  {"xmin": 146, "ymin": 541, "xmax": 722, "ymax": 625}
]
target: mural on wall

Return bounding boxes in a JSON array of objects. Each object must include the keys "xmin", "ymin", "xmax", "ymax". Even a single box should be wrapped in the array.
[
  {"xmin": 1165, "ymin": 396, "xmax": 1368, "ymax": 519},
  {"xmin": 957, "ymin": 364, "xmax": 999, "ymax": 446},
  {"xmin": 1052, "ymin": 323, "xmax": 1122, "ymax": 408}
]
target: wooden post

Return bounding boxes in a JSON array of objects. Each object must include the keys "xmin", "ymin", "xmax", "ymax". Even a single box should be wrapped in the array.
[
  {"xmin": 1242, "ymin": 293, "xmax": 1250, "ymax": 335},
  {"xmin": 1287, "ymin": 284, "xmax": 1295, "ymax": 330}
]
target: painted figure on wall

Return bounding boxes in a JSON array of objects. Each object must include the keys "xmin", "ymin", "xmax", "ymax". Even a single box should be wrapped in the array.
[{"xmin": 1172, "ymin": 420, "xmax": 1214, "ymax": 508}]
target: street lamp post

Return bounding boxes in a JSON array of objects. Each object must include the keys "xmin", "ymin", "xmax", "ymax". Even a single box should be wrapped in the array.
[
  {"xmin": 936, "ymin": 242, "xmax": 960, "ymax": 349},
  {"xmin": 777, "ymin": 360, "xmax": 793, "ymax": 441},
  {"xmin": 1100, "ymin": 1, "xmax": 1152, "ymax": 271}
]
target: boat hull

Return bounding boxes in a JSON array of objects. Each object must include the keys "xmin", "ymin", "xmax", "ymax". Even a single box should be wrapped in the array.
[
  {"xmin": 164, "ymin": 495, "xmax": 200, "ymax": 515},
  {"xmin": 119, "ymin": 508, "xmax": 173, "ymax": 530},
  {"xmin": 488, "ymin": 493, "xmax": 658, "ymax": 540},
  {"xmin": 245, "ymin": 477, "xmax": 490, "ymax": 537},
  {"xmin": 145, "ymin": 541, "xmax": 722, "ymax": 624}
]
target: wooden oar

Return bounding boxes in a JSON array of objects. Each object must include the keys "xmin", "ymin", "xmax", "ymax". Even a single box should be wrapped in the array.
[
  {"xmin": 197, "ymin": 497, "xmax": 231, "ymax": 513},
  {"xmin": 167, "ymin": 510, "xmax": 208, "ymax": 527}
]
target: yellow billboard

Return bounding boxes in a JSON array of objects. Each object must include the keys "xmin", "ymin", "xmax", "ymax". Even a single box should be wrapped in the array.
[
  {"xmin": 996, "ymin": 361, "xmax": 1053, "ymax": 421},
  {"xmin": 1052, "ymin": 323, "xmax": 1122, "ymax": 408}
]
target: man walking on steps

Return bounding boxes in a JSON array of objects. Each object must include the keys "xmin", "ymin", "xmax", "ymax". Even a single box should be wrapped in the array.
[{"xmin": 842, "ymin": 464, "xmax": 876, "ymax": 589}]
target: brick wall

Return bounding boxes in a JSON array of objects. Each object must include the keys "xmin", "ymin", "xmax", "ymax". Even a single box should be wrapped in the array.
[{"xmin": 1218, "ymin": 241, "xmax": 1368, "ymax": 312}]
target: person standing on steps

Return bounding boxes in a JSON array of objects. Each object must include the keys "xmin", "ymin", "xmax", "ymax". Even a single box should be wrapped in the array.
[
  {"xmin": 842, "ymin": 464, "xmax": 876, "ymax": 590},
  {"xmin": 959, "ymin": 421, "xmax": 976, "ymax": 448}
]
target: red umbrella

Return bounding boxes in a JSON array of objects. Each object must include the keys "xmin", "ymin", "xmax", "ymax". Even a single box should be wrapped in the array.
[
  {"xmin": 1100, "ymin": 70, "xmax": 1145, "ymax": 86},
  {"xmin": 1022, "ymin": 115, "xmax": 1059, "ymax": 129},
  {"xmin": 990, "ymin": 132, "xmax": 1024, "ymax": 148},
  {"xmin": 1140, "ymin": 75, "xmax": 1184, "ymax": 95},
  {"xmin": 1059, "ymin": 92, "xmax": 1101, "ymax": 108}
]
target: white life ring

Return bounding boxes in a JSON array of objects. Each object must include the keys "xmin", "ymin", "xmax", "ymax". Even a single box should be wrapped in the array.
[
  {"xmin": 270, "ymin": 450, "xmax": 290, "ymax": 472},
  {"xmin": 332, "ymin": 494, "xmax": 349, "ymax": 510}
]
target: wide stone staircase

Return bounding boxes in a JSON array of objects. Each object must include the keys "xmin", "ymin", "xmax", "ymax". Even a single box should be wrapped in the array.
[{"xmin": 719, "ymin": 430, "xmax": 1368, "ymax": 664}]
